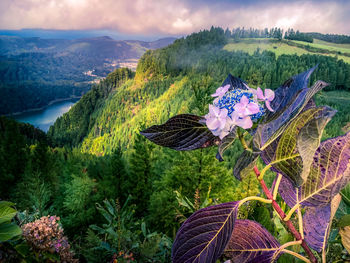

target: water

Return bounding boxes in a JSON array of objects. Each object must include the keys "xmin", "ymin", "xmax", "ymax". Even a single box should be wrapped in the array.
[{"xmin": 12, "ymin": 98, "xmax": 80, "ymax": 132}]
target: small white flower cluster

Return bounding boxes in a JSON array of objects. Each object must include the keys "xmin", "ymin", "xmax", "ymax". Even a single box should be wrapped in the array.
[{"xmin": 205, "ymin": 84, "xmax": 275, "ymax": 139}]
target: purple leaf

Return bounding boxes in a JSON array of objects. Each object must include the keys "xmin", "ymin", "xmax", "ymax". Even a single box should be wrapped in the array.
[
  {"xmin": 224, "ymin": 219, "xmax": 282, "ymax": 263},
  {"xmin": 221, "ymin": 74, "xmax": 250, "ymax": 92},
  {"xmin": 233, "ymin": 150, "xmax": 259, "ymax": 180},
  {"xmin": 172, "ymin": 201, "xmax": 239, "ymax": 263},
  {"xmin": 216, "ymin": 128, "xmax": 237, "ymax": 162},
  {"xmin": 303, "ymin": 205, "xmax": 331, "ymax": 252},
  {"xmin": 265, "ymin": 66, "xmax": 317, "ymax": 120},
  {"xmin": 260, "ymin": 106, "xmax": 335, "ymax": 187},
  {"xmin": 255, "ymin": 80, "xmax": 328, "ymax": 150},
  {"xmin": 303, "ymin": 194, "xmax": 341, "ymax": 252},
  {"xmin": 140, "ymin": 114, "xmax": 219, "ymax": 151},
  {"xmin": 279, "ymin": 131, "xmax": 350, "ymax": 208}
]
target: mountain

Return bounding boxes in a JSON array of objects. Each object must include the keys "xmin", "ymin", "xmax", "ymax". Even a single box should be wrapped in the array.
[{"xmin": 0, "ymin": 35, "xmax": 176, "ymax": 115}]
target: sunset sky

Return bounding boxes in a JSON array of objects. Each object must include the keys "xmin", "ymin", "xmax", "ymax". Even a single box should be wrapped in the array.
[{"xmin": 1, "ymin": 0, "xmax": 350, "ymax": 39}]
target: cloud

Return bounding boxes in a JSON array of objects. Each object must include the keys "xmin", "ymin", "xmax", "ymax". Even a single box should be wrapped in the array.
[{"xmin": 0, "ymin": 0, "xmax": 349, "ymax": 36}]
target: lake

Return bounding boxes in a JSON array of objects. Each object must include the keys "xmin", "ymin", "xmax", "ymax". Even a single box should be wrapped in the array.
[{"xmin": 12, "ymin": 98, "xmax": 80, "ymax": 132}]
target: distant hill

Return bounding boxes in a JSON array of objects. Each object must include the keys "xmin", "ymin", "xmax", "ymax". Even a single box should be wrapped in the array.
[
  {"xmin": 0, "ymin": 35, "xmax": 176, "ymax": 115},
  {"xmin": 48, "ymin": 27, "xmax": 350, "ymax": 153}
]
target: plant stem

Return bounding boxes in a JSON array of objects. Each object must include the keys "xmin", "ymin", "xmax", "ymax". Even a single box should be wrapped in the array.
[
  {"xmin": 253, "ymin": 166, "xmax": 318, "ymax": 263},
  {"xmin": 273, "ymin": 173, "xmax": 283, "ymax": 200},
  {"xmin": 239, "ymin": 196, "xmax": 272, "ymax": 207}
]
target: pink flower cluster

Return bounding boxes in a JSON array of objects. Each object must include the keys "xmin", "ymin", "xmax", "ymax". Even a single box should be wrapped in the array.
[
  {"xmin": 21, "ymin": 215, "xmax": 77, "ymax": 263},
  {"xmin": 205, "ymin": 85, "xmax": 275, "ymax": 139}
]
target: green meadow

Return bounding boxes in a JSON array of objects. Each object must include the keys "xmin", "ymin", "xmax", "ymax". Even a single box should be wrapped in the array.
[{"xmin": 223, "ymin": 38, "xmax": 350, "ymax": 64}]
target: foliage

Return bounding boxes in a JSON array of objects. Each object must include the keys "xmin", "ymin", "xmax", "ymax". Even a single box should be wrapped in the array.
[
  {"xmin": 284, "ymin": 29, "xmax": 313, "ymax": 43},
  {"xmin": 86, "ymin": 198, "xmax": 172, "ymax": 263},
  {"xmin": 0, "ymin": 201, "xmax": 21, "ymax": 243},
  {"xmin": 141, "ymin": 68, "xmax": 350, "ymax": 263},
  {"xmin": 21, "ymin": 215, "xmax": 77, "ymax": 262}
]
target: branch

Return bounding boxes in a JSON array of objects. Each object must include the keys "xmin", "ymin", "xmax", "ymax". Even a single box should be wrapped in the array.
[{"xmin": 253, "ymin": 166, "xmax": 318, "ymax": 263}]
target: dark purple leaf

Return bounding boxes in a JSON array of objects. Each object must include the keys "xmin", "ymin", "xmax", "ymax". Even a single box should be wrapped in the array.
[
  {"xmin": 233, "ymin": 150, "xmax": 259, "ymax": 180},
  {"xmin": 140, "ymin": 114, "xmax": 219, "ymax": 151},
  {"xmin": 216, "ymin": 128, "xmax": 237, "ymax": 162},
  {"xmin": 221, "ymin": 74, "xmax": 249, "ymax": 91},
  {"xmin": 303, "ymin": 194, "xmax": 341, "ymax": 252},
  {"xmin": 224, "ymin": 219, "xmax": 282, "ymax": 263},
  {"xmin": 172, "ymin": 201, "xmax": 239, "ymax": 263},
  {"xmin": 265, "ymin": 66, "xmax": 317, "ymax": 120},
  {"xmin": 260, "ymin": 106, "xmax": 335, "ymax": 187},
  {"xmin": 303, "ymin": 205, "xmax": 331, "ymax": 252},
  {"xmin": 279, "ymin": 131, "xmax": 350, "ymax": 208},
  {"xmin": 255, "ymin": 80, "xmax": 328, "ymax": 150}
]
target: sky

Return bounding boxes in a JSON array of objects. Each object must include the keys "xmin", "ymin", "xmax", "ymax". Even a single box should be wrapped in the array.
[{"xmin": 1, "ymin": 0, "xmax": 350, "ymax": 39}]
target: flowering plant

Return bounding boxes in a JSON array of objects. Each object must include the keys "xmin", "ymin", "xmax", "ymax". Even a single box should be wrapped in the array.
[
  {"xmin": 21, "ymin": 215, "xmax": 77, "ymax": 262},
  {"xmin": 205, "ymin": 84, "xmax": 273, "ymax": 139},
  {"xmin": 141, "ymin": 67, "xmax": 350, "ymax": 263}
]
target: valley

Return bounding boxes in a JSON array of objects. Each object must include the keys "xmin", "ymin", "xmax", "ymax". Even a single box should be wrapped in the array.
[{"xmin": 0, "ymin": 35, "xmax": 175, "ymax": 115}]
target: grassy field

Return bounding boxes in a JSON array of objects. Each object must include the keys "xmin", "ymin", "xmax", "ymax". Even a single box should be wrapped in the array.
[
  {"xmin": 223, "ymin": 38, "xmax": 309, "ymax": 56},
  {"xmin": 315, "ymin": 90, "xmax": 350, "ymax": 139},
  {"xmin": 223, "ymin": 38, "xmax": 350, "ymax": 64},
  {"xmin": 292, "ymin": 39, "xmax": 350, "ymax": 54}
]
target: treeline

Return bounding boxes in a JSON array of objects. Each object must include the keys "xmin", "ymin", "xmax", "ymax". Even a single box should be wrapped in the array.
[
  {"xmin": 229, "ymin": 27, "xmax": 283, "ymax": 40},
  {"xmin": 306, "ymin": 32, "xmax": 350, "ymax": 44},
  {"xmin": 284, "ymin": 28, "xmax": 313, "ymax": 43},
  {"xmin": 227, "ymin": 27, "xmax": 350, "ymax": 44}
]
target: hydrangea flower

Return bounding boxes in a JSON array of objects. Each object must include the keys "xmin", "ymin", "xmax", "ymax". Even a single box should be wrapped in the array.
[
  {"xmin": 211, "ymin": 84, "xmax": 230, "ymax": 99},
  {"xmin": 205, "ymin": 84, "xmax": 275, "ymax": 139},
  {"xmin": 205, "ymin": 105, "xmax": 228, "ymax": 131},
  {"xmin": 233, "ymin": 95, "xmax": 260, "ymax": 117},
  {"xmin": 257, "ymin": 87, "xmax": 275, "ymax": 112}
]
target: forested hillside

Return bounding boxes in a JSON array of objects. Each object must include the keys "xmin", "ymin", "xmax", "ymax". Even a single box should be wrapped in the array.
[{"xmin": 1, "ymin": 27, "xmax": 350, "ymax": 262}]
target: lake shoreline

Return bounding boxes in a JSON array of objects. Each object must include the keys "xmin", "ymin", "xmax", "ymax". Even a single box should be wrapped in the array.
[{"xmin": 5, "ymin": 96, "xmax": 82, "ymax": 117}]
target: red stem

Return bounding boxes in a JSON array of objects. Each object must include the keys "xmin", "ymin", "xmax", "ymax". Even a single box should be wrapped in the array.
[{"xmin": 253, "ymin": 166, "xmax": 317, "ymax": 263}]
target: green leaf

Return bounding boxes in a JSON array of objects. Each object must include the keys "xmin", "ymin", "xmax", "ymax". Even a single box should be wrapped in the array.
[
  {"xmin": 15, "ymin": 243, "xmax": 30, "ymax": 257},
  {"xmin": 0, "ymin": 201, "xmax": 15, "ymax": 208},
  {"xmin": 250, "ymin": 206, "xmax": 274, "ymax": 234},
  {"xmin": 341, "ymin": 183, "xmax": 350, "ymax": 206},
  {"xmin": 0, "ymin": 223, "xmax": 22, "ymax": 242},
  {"xmin": 262, "ymin": 106, "xmax": 335, "ymax": 187},
  {"xmin": 339, "ymin": 215, "xmax": 350, "ymax": 228},
  {"xmin": 0, "ymin": 205, "xmax": 17, "ymax": 224},
  {"xmin": 96, "ymin": 203, "xmax": 113, "ymax": 224}
]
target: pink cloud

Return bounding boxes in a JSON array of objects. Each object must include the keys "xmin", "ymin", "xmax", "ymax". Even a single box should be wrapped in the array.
[{"xmin": 0, "ymin": 0, "xmax": 349, "ymax": 35}]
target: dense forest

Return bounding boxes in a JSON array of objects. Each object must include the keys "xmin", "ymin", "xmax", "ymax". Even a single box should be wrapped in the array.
[
  {"xmin": 0, "ymin": 36, "xmax": 175, "ymax": 115},
  {"xmin": 1, "ymin": 27, "xmax": 350, "ymax": 262}
]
